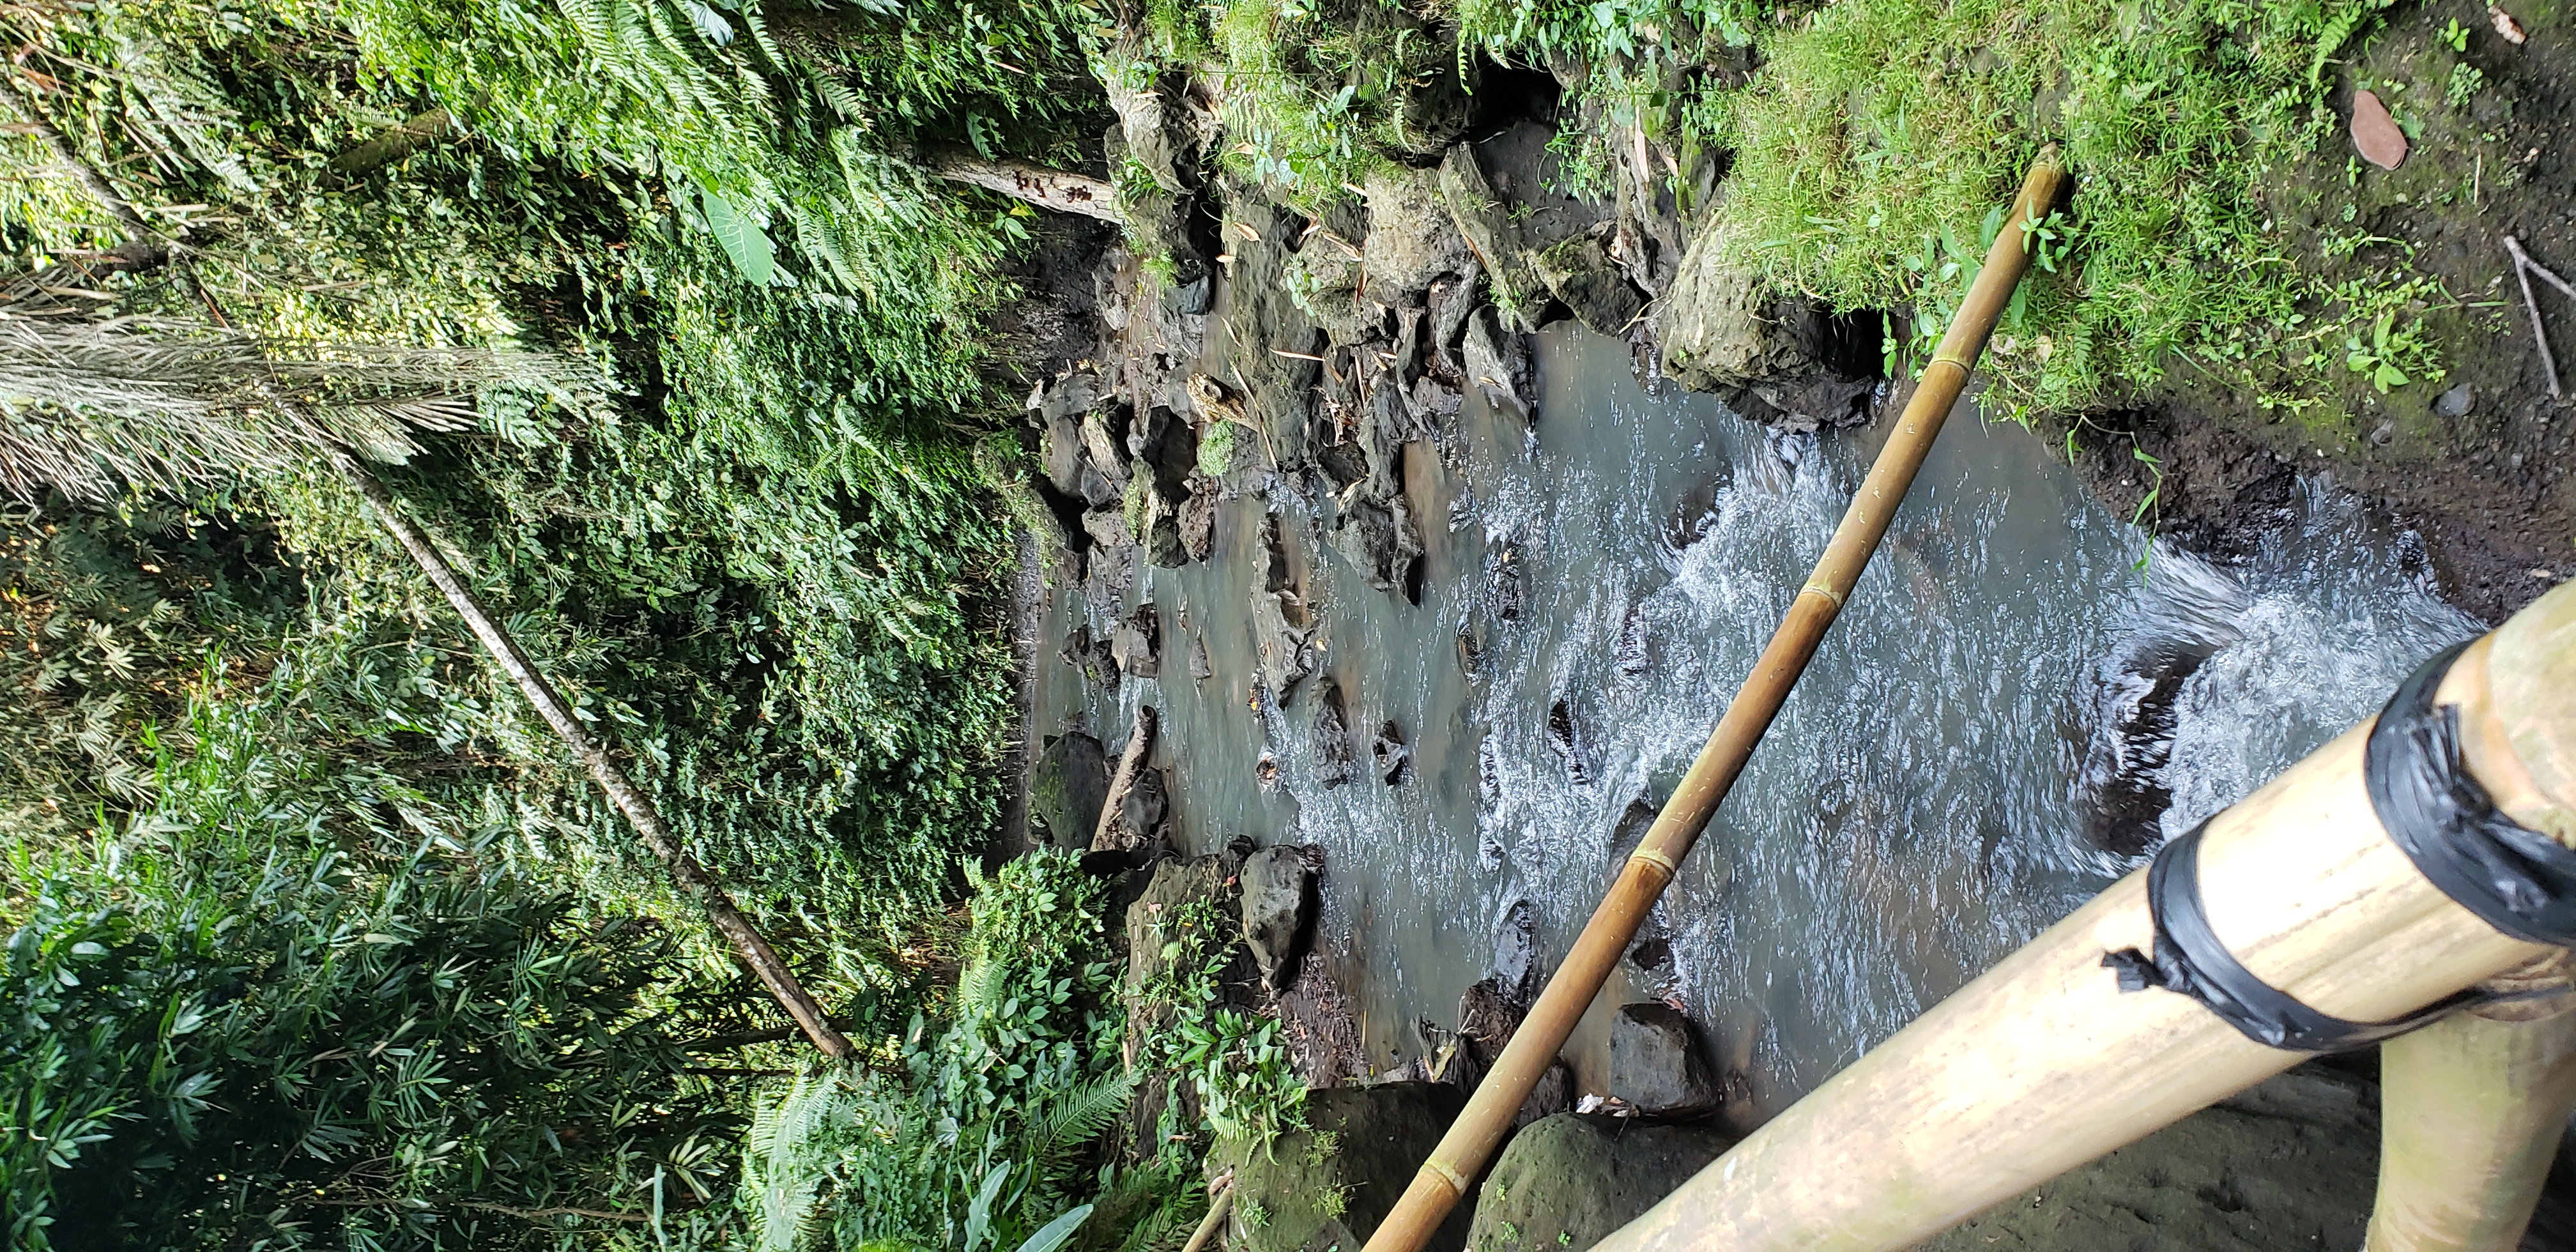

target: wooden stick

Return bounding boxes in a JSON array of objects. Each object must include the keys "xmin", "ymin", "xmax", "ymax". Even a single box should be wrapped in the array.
[
  {"xmin": 2505, "ymin": 236, "xmax": 2565, "ymax": 399},
  {"xmin": 1591, "ymin": 584, "xmax": 2576, "ymax": 1252},
  {"xmin": 2367, "ymin": 956, "xmax": 2576, "ymax": 1252},
  {"xmin": 929, "ymin": 151, "xmax": 1122, "ymax": 222},
  {"xmin": 1356, "ymin": 147, "xmax": 2069, "ymax": 1252},
  {"xmin": 1091, "ymin": 705, "xmax": 1159, "ymax": 851},
  {"xmin": 1179, "ymin": 1177, "xmax": 1235, "ymax": 1252},
  {"xmin": 337, "ymin": 454, "xmax": 854, "ymax": 1060}
]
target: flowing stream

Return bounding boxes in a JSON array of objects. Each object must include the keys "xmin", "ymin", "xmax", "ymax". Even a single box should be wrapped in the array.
[{"xmin": 1032, "ymin": 321, "xmax": 2480, "ymax": 1118}]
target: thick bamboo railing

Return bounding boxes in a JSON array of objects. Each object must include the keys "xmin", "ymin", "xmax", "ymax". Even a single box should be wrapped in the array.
[
  {"xmin": 1589, "ymin": 580, "xmax": 2576, "ymax": 1252},
  {"xmin": 2366, "ymin": 955, "xmax": 2576, "ymax": 1250},
  {"xmin": 1356, "ymin": 148, "xmax": 2069, "ymax": 1252}
]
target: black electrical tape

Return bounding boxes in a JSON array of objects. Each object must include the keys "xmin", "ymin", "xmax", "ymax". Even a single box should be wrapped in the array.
[
  {"xmin": 2102, "ymin": 819, "xmax": 2479, "ymax": 1051},
  {"xmin": 2365, "ymin": 640, "xmax": 2576, "ymax": 947}
]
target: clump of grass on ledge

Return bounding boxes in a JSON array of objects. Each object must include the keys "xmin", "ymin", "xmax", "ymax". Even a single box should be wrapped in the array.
[{"xmin": 1696, "ymin": 0, "xmax": 2447, "ymax": 418}]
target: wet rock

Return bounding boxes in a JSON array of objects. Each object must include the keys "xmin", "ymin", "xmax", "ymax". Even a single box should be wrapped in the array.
[
  {"xmin": 1748, "ymin": 373, "xmax": 1878, "ymax": 432},
  {"xmin": 1080, "ymin": 505, "xmax": 1133, "ymax": 552},
  {"xmin": 1427, "ymin": 264, "xmax": 1483, "ymax": 378},
  {"xmin": 1130, "ymin": 404, "xmax": 1199, "ymax": 486},
  {"xmin": 1466, "ymin": 1113, "xmax": 1736, "ymax": 1251},
  {"xmin": 2350, "ymin": 88, "xmax": 2407, "ymax": 171},
  {"xmin": 1608, "ymin": 790, "xmax": 1659, "ymax": 863},
  {"xmin": 1515, "ymin": 1060, "xmax": 1574, "ymax": 1131},
  {"xmin": 1546, "ymin": 696, "xmax": 1597, "ymax": 785},
  {"xmin": 1331, "ymin": 495, "xmax": 1425, "ymax": 600},
  {"xmin": 1532, "ymin": 234, "xmax": 1645, "ymax": 337},
  {"xmin": 1493, "ymin": 897, "xmax": 1540, "ymax": 1000},
  {"xmin": 1110, "ymin": 604, "xmax": 1160, "ymax": 677},
  {"xmin": 1410, "ymin": 374, "xmax": 1465, "ymax": 422},
  {"xmin": 1372, "ymin": 719, "xmax": 1411, "ymax": 785},
  {"xmin": 1616, "ymin": 602, "xmax": 1655, "ymax": 676},
  {"xmin": 1209, "ymin": 1084, "xmax": 1475, "ymax": 1252},
  {"xmin": 1103, "ymin": 70, "xmax": 1195, "ymax": 193},
  {"xmin": 1364, "ymin": 164, "xmax": 1472, "ymax": 300},
  {"xmin": 1659, "ymin": 247, "xmax": 1853, "ymax": 395},
  {"xmin": 1239, "ymin": 844, "xmax": 1318, "ymax": 989},
  {"xmin": 1035, "ymin": 374, "xmax": 1102, "ymax": 497},
  {"xmin": 1250, "ymin": 588, "xmax": 1316, "ymax": 705},
  {"xmin": 1075, "ymin": 458, "xmax": 1123, "ymax": 508},
  {"xmin": 1080, "ymin": 406, "xmax": 1132, "ymax": 488},
  {"xmin": 2436, "ymin": 382, "xmax": 2478, "ymax": 418},
  {"xmin": 1314, "ymin": 679, "xmax": 1356, "ymax": 787},
  {"xmin": 1458, "ymin": 976, "xmax": 1522, "ymax": 1050},
  {"xmin": 1031, "ymin": 731, "xmax": 1108, "ymax": 846},
  {"xmin": 1121, "ymin": 766, "xmax": 1169, "ymax": 841},
  {"xmin": 1179, "ymin": 475, "xmax": 1217, "ymax": 562},
  {"xmin": 1188, "ymin": 634, "xmax": 1213, "ymax": 682},
  {"xmin": 1140, "ymin": 491, "xmax": 1190, "ymax": 569},
  {"xmin": 1438, "ymin": 145, "xmax": 1549, "ymax": 321},
  {"xmin": 1456, "ymin": 620, "xmax": 1486, "ymax": 680},
  {"xmin": 1059, "ymin": 622, "xmax": 1119, "ymax": 685},
  {"xmin": 1461, "ymin": 305, "xmax": 1533, "ymax": 420},
  {"xmin": 1608, "ymin": 1002, "xmax": 1719, "ymax": 1117},
  {"xmin": 1222, "ymin": 196, "xmax": 1326, "ymax": 468},
  {"xmin": 1487, "ymin": 546, "xmax": 1525, "ymax": 623}
]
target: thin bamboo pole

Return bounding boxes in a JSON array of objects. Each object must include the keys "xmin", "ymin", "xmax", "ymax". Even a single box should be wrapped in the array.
[
  {"xmin": 1590, "ymin": 581, "xmax": 2576, "ymax": 1252},
  {"xmin": 1356, "ymin": 148, "xmax": 2069, "ymax": 1252},
  {"xmin": 2366, "ymin": 954, "xmax": 2576, "ymax": 1252},
  {"xmin": 337, "ymin": 454, "xmax": 856, "ymax": 1060},
  {"xmin": 1180, "ymin": 1179, "xmax": 1235, "ymax": 1252}
]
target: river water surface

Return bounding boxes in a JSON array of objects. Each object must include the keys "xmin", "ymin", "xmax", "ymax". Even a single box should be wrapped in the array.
[{"xmin": 1033, "ymin": 321, "xmax": 2479, "ymax": 1118}]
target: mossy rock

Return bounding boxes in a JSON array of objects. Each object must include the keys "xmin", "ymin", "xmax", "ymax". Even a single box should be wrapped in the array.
[
  {"xmin": 1211, "ymin": 1083, "xmax": 1476, "ymax": 1252},
  {"xmin": 1465, "ymin": 1113, "xmax": 1734, "ymax": 1251}
]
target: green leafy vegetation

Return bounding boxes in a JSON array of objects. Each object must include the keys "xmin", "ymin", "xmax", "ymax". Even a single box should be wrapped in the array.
[
  {"xmin": 4, "ymin": 669, "xmax": 746, "ymax": 1249},
  {"xmin": 1132, "ymin": 0, "xmax": 2459, "ymax": 423},
  {"xmin": 1, "ymin": 0, "xmax": 1131, "ymax": 1236},
  {"xmin": 1131, "ymin": 896, "xmax": 1308, "ymax": 1150}
]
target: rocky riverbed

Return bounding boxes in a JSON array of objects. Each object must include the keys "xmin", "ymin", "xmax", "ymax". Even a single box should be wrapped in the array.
[{"xmin": 999, "ymin": 12, "xmax": 2576, "ymax": 1242}]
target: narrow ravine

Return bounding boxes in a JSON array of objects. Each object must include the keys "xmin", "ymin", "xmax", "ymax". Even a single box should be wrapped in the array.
[{"xmin": 1036, "ymin": 318, "xmax": 2481, "ymax": 1118}]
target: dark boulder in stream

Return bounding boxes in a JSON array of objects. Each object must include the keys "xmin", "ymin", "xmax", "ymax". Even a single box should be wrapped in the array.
[
  {"xmin": 1314, "ymin": 679, "xmax": 1357, "ymax": 786},
  {"xmin": 1210, "ymin": 1083, "xmax": 1476, "ymax": 1252},
  {"xmin": 1031, "ymin": 731, "xmax": 1107, "ymax": 846},
  {"xmin": 1608, "ymin": 1002, "xmax": 1720, "ymax": 1118},
  {"xmin": 1532, "ymin": 233, "xmax": 1644, "ymax": 338},
  {"xmin": 1466, "ymin": 1113, "xmax": 1735, "ymax": 1251},
  {"xmin": 1110, "ymin": 603, "xmax": 1161, "ymax": 678},
  {"xmin": 1239, "ymin": 844, "xmax": 1319, "ymax": 990}
]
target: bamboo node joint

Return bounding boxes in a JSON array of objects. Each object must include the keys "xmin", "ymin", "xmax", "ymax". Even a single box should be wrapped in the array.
[
  {"xmin": 1627, "ymin": 847, "xmax": 1680, "ymax": 878},
  {"xmin": 1798, "ymin": 583, "xmax": 1846, "ymax": 608},
  {"xmin": 1423, "ymin": 1156, "xmax": 1469, "ymax": 1195}
]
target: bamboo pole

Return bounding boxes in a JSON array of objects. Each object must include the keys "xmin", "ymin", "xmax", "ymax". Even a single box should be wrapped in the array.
[
  {"xmin": 1180, "ymin": 1178, "xmax": 1235, "ymax": 1252},
  {"xmin": 1356, "ymin": 148, "xmax": 2069, "ymax": 1252},
  {"xmin": 1590, "ymin": 582, "xmax": 2576, "ymax": 1252},
  {"xmin": 337, "ymin": 454, "xmax": 856, "ymax": 1060},
  {"xmin": 0, "ymin": 96, "xmax": 857, "ymax": 1061},
  {"xmin": 2366, "ymin": 954, "xmax": 2576, "ymax": 1252}
]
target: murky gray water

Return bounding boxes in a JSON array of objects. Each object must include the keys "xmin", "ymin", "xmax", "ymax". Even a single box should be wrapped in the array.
[{"xmin": 1035, "ymin": 322, "xmax": 2479, "ymax": 1117}]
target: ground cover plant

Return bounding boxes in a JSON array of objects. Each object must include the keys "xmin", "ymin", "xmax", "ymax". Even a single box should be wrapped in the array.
[
  {"xmin": 0, "ymin": 0, "xmax": 1153, "ymax": 1239},
  {"xmin": 1119, "ymin": 0, "xmax": 2472, "ymax": 427}
]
